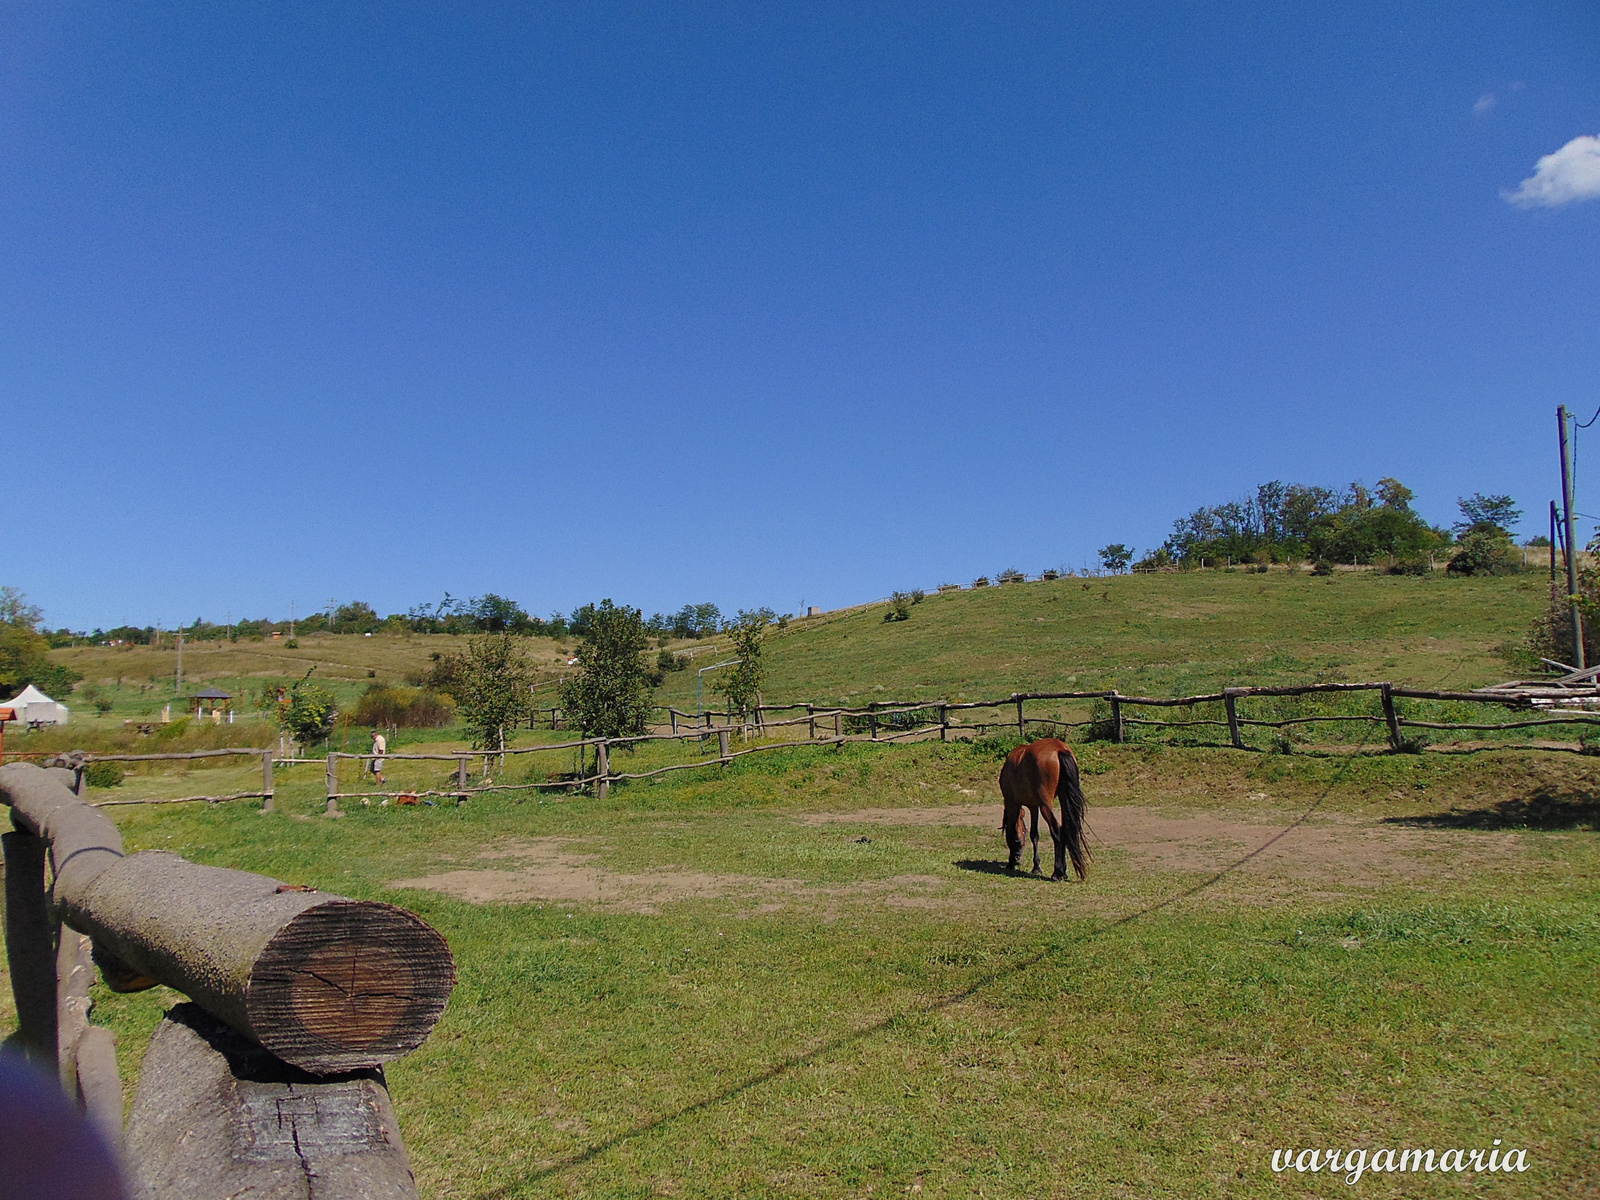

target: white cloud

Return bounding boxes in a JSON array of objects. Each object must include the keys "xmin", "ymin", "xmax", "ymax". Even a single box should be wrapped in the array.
[
  {"xmin": 1473, "ymin": 93, "xmax": 1497, "ymax": 116},
  {"xmin": 1502, "ymin": 135, "xmax": 1600, "ymax": 208}
]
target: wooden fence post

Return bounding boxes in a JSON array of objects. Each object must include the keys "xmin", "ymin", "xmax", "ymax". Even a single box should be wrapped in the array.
[
  {"xmin": 940, "ymin": 704, "xmax": 950, "ymax": 742},
  {"xmin": 1381, "ymin": 683, "xmax": 1403, "ymax": 750},
  {"xmin": 807, "ymin": 705, "xmax": 816, "ymax": 741},
  {"xmin": 3, "ymin": 829, "xmax": 57, "ymax": 1070},
  {"xmin": 718, "ymin": 729, "xmax": 730, "ymax": 764},
  {"xmin": 325, "ymin": 752, "xmax": 340, "ymax": 816},
  {"xmin": 260, "ymin": 751, "xmax": 274, "ymax": 813},
  {"xmin": 869, "ymin": 709, "xmax": 878, "ymax": 740},
  {"xmin": 670, "ymin": 708, "xmax": 679, "ymax": 736},
  {"xmin": 456, "ymin": 755, "xmax": 469, "ymax": 797},
  {"xmin": 834, "ymin": 711, "xmax": 843, "ymax": 739},
  {"xmin": 1015, "ymin": 696, "xmax": 1026, "ymax": 738},
  {"xmin": 1224, "ymin": 689, "xmax": 1245, "ymax": 749},
  {"xmin": 595, "ymin": 740, "xmax": 609, "ymax": 800},
  {"xmin": 1109, "ymin": 692, "xmax": 1124, "ymax": 743},
  {"xmin": 75, "ymin": 765, "xmax": 88, "ymax": 798}
]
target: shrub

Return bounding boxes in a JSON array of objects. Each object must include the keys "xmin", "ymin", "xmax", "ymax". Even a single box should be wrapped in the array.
[
  {"xmin": 909, "ymin": 589, "xmax": 926, "ymax": 604},
  {"xmin": 1042, "ymin": 569, "xmax": 1060, "ymax": 581},
  {"xmin": 885, "ymin": 593, "xmax": 912, "ymax": 622},
  {"xmin": 1310, "ymin": 559, "xmax": 1335, "ymax": 576},
  {"xmin": 1385, "ymin": 555, "xmax": 1432, "ymax": 576},
  {"xmin": 1447, "ymin": 531, "xmax": 1520, "ymax": 577},
  {"xmin": 656, "ymin": 649, "xmax": 688, "ymax": 672},
  {"xmin": 84, "ymin": 761, "xmax": 124, "ymax": 788},
  {"xmin": 350, "ymin": 683, "xmax": 456, "ymax": 728},
  {"xmin": 279, "ymin": 673, "xmax": 337, "ymax": 745},
  {"xmin": 972, "ymin": 576, "xmax": 990, "ymax": 588},
  {"xmin": 997, "ymin": 568, "xmax": 1025, "ymax": 584}
]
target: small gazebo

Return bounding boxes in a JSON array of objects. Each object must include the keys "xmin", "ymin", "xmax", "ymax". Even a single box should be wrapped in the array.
[{"xmin": 191, "ymin": 687, "xmax": 233, "ymax": 721}]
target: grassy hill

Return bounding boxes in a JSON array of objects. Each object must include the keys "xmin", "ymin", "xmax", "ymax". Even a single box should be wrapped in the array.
[
  {"xmin": 657, "ymin": 568, "xmax": 1550, "ymax": 709},
  {"xmin": 43, "ymin": 569, "xmax": 1549, "ymax": 729}
]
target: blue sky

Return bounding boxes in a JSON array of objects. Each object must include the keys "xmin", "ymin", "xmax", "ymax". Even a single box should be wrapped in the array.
[{"xmin": 4, "ymin": 2, "xmax": 1598, "ymax": 630}]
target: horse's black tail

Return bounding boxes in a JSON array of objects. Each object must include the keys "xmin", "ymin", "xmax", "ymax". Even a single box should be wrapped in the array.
[{"xmin": 1057, "ymin": 749, "xmax": 1091, "ymax": 880}]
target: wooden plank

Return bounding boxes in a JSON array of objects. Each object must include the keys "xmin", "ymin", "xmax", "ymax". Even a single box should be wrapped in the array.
[
  {"xmin": 261, "ymin": 751, "xmax": 274, "ymax": 813},
  {"xmin": 1109, "ymin": 692, "xmax": 1124, "ymax": 743}
]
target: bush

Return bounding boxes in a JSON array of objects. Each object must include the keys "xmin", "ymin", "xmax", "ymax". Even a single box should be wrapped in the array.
[
  {"xmin": 972, "ymin": 576, "xmax": 990, "ymax": 588},
  {"xmin": 1447, "ymin": 531, "xmax": 1520, "ymax": 577},
  {"xmin": 1042, "ymin": 569, "xmax": 1060, "ymax": 581},
  {"xmin": 1310, "ymin": 559, "xmax": 1335, "ymax": 576},
  {"xmin": 279, "ymin": 673, "xmax": 337, "ymax": 745},
  {"xmin": 657, "ymin": 649, "xmax": 688, "ymax": 672},
  {"xmin": 84, "ymin": 761, "xmax": 124, "ymax": 788},
  {"xmin": 997, "ymin": 568, "xmax": 1025, "ymax": 584},
  {"xmin": 909, "ymin": 589, "xmax": 926, "ymax": 604},
  {"xmin": 885, "ymin": 593, "xmax": 912, "ymax": 622},
  {"xmin": 1385, "ymin": 555, "xmax": 1432, "ymax": 576},
  {"xmin": 350, "ymin": 684, "xmax": 456, "ymax": 728}
]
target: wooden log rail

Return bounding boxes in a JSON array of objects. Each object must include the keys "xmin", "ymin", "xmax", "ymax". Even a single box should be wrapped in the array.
[{"xmin": 0, "ymin": 762, "xmax": 456, "ymax": 1073}]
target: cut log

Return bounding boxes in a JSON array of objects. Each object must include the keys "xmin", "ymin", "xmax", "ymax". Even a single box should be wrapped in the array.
[
  {"xmin": 1, "ymin": 761, "xmax": 455, "ymax": 1073},
  {"xmin": 124, "ymin": 1003, "xmax": 418, "ymax": 1200}
]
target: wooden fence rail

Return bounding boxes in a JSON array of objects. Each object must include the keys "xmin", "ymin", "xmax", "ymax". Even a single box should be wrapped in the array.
[
  {"xmin": 0, "ymin": 761, "xmax": 456, "ymax": 1198},
  {"xmin": 33, "ymin": 680, "xmax": 1600, "ymax": 814}
]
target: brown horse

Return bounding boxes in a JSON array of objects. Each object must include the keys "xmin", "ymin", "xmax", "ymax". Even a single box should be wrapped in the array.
[{"xmin": 998, "ymin": 737, "xmax": 1091, "ymax": 881}]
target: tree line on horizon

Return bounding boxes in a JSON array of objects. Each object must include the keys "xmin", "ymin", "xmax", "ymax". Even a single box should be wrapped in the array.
[{"xmin": 1110, "ymin": 479, "xmax": 1530, "ymax": 575}]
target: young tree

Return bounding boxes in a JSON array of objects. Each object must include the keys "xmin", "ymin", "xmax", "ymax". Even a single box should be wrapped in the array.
[
  {"xmin": 1098, "ymin": 544, "xmax": 1133, "ymax": 573},
  {"xmin": 278, "ymin": 670, "xmax": 337, "ymax": 745},
  {"xmin": 718, "ymin": 610, "xmax": 771, "ymax": 719},
  {"xmin": 0, "ymin": 586, "xmax": 81, "ymax": 697},
  {"xmin": 1456, "ymin": 493, "xmax": 1521, "ymax": 536},
  {"xmin": 559, "ymin": 600, "xmax": 653, "ymax": 739},
  {"xmin": 452, "ymin": 635, "xmax": 535, "ymax": 756}
]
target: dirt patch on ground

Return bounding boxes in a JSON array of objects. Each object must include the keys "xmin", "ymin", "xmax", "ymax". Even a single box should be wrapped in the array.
[
  {"xmin": 390, "ymin": 838, "xmax": 773, "ymax": 913},
  {"xmin": 809, "ymin": 802, "xmax": 1523, "ymax": 886}
]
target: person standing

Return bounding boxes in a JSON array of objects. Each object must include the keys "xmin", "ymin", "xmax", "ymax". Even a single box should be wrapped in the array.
[{"xmin": 370, "ymin": 728, "xmax": 387, "ymax": 786}]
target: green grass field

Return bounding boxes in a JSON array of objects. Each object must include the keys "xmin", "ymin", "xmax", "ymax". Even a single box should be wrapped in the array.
[{"xmin": 7, "ymin": 569, "xmax": 1595, "ymax": 1197}]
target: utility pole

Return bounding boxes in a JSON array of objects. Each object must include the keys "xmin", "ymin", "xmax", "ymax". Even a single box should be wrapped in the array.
[
  {"xmin": 290, "ymin": 601, "xmax": 296, "ymax": 640},
  {"xmin": 175, "ymin": 627, "xmax": 184, "ymax": 695},
  {"xmin": 1558, "ymin": 405, "xmax": 1585, "ymax": 668}
]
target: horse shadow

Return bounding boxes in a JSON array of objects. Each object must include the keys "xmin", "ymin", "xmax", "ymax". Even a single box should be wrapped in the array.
[
  {"xmin": 1383, "ymin": 783, "xmax": 1600, "ymax": 832},
  {"xmin": 953, "ymin": 859, "xmax": 1056, "ymax": 880}
]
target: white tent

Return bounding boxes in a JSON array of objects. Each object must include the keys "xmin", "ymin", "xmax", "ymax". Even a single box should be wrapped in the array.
[{"xmin": 3, "ymin": 684, "xmax": 71, "ymax": 726}]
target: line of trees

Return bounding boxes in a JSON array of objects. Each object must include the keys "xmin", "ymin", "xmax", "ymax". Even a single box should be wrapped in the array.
[
  {"xmin": 1123, "ymin": 480, "xmax": 1527, "ymax": 574},
  {"xmin": 45, "ymin": 595, "xmax": 760, "ymax": 647}
]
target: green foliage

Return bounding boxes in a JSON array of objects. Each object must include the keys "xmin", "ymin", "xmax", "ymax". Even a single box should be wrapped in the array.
[
  {"xmin": 997, "ymin": 567, "xmax": 1025, "ymax": 584},
  {"xmin": 885, "ymin": 593, "xmax": 913, "ymax": 622},
  {"xmin": 278, "ymin": 671, "xmax": 337, "ymax": 744},
  {"xmin": 1447, "ymin": 530, "xmax": 1520, "ymax": 576},
  {"xmin": 451, "ymin": 635, "xmax": 536, "ymax": 751},
  {"xmin": 84, "ymin": 761, "xmax": 124, "ymax": 788},
  {"xmin": 1099, "ymin": 544, "xmax": 1133, "ymax": 573},
  {"xmin": 1455, "ymin": 493, "xmax": 1521, "ymax": 536},
  {"xmin": 560, "ymin": 600, "xmax": 653, "ymax": 738},
  {"xmin": 1163, "ymin": 478, "xmax": 1446, "ymax": 566},
  {"xmin": 330, "ymin": 601, "xmax": 382, "ymax": 634},
  {"xmin": 350, "ymin": 683, "xmax": 456, "ymax": 728},
  {"xmin": 1310, "ymin": 559, "xmax": 1334, "ymax": 576},
  {"xmin": 0, "ymin": 587, "xmax": 81, "ymax": 697},
  {"xmin": 718, "ymin": 610, "xmax": 770, "ymax": 717},
  {"xmin": 972, "ymin": 575, "xmax": 990, "ymax": 588}
]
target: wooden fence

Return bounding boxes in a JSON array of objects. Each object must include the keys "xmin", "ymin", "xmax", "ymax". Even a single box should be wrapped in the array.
[
  {"xmin": 19, "ymin": 680, "xmax": 1600, "ymax": 815},
  {"xmin": 0, "ymin": 761, "xmax": 456, "ymax": 1198}
]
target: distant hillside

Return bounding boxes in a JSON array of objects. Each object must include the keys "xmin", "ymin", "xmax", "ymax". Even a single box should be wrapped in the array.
[{"xmin": 47, "ymin": 569, "xmax": 1547, "ymax": 722}]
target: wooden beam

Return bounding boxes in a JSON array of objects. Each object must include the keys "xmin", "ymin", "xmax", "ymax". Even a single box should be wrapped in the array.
[
  {"xmin": 1, "ymin": 763, "xmax": 455, "ymax": 1074},
  {"xmin": 123, "ymin": 1003, "xmax": 418, "ymax": 1200}
]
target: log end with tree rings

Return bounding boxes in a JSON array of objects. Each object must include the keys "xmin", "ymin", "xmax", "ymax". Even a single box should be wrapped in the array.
[{"xmin": 246, "ymin": 900, "xmax": 455, "ymax": 1073}]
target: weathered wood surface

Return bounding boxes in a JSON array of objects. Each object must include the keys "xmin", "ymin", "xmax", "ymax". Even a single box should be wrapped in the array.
[
  {"xmin": 3, "ymin": 828, "xmax": 57, "ymax": 1069},
  {"xmin": 1, "ymin": 762, "xmax": 456, "ymax": 1073},
  {"xmin": 124, "ymin": 1003, "xmax": 418, "ymax": 1200}
]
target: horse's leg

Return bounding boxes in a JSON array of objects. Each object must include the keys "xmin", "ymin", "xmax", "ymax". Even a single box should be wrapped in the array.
[
  {"xmin": 1029, "ymin": 804, "xmax": 1041, "ymax": 874},
  {"xmin": 1035, "ymin": 795, "xmax": 1067, "ymax": 881},
  {"xmin": 1001, "ymin": 775, "xmax": 1024, "ymax": 871}
]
